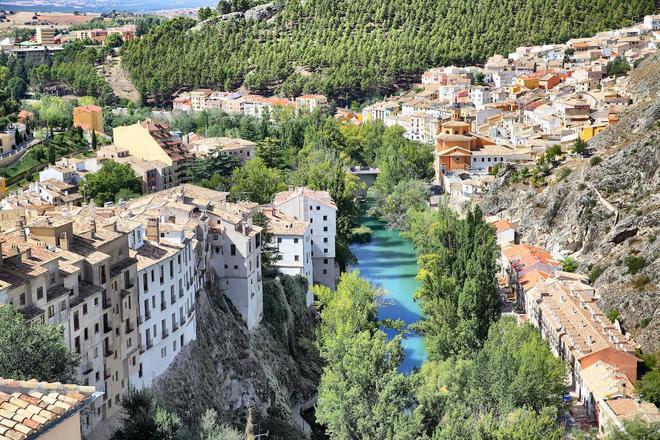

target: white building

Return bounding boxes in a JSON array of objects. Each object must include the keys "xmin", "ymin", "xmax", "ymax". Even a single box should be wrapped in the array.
[
  {"xmin": 206, "ymin": 203, "xmax": 264, "ymax": 329},
  {"xmin": 262, "ymin": 207, "xmax": 314, "ymax": 306},
  {"xmin": 273, "ymin": 187, "xmax": 338, "ymax": 290},
  {"xmin": 643, "ymin": 15, "xmax": 660, "ymax": 31},
  {"xmin": 470, "ymin": 86, "xmax": 492, "ymax": 110},
  {"xmin": 129, "ymin": 218, "xmax": 197, "ymax": 389},
  {"xmin": 493, "ymin": 70, "xmax": 517, "ymax": 88}
]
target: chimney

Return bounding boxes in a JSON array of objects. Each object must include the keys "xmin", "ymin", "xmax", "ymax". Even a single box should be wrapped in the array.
[
  {"xmin": 89, "ymin": 219, "xmax": 96, "ymax": 239},
  {"xmin": 60, "ymin": 231, "xmax": 70, "ymax": 251},
  {"xmin": 146, "ymin": 217, "xmax": 160, "ymax": 243}
]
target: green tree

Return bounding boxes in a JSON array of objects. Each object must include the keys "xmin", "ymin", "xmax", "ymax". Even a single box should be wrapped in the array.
[
  {"xmin": 200, "ymin": 409, "xmax": 243, "ymax": 440},
  {"xmin": 80, "ymin": 160, "xmax": 143, "ymax": 205},
  {"xmin": 561, "ymin": 257, "xmax": 578, "ymax": 272},
  {"xmin": 6, "ymin": 77, "xmax": 27, "ymax": 101},
  {"xmin": 110, "ymin": 389, "xmax": 184, "ymax": 440},
  {"xmin": 105, "ymin": 33, "xmax": 124, "ymax": 48},
  {"xmin": 0, "ymin": 305, "xmax": 79, "ymax": 383},
  {"xmin": 637, "ymin": 369, "xmax": 660, "ymax": 406},
  {"xmin": 91, "ymin": 129, "xmax": 98, "ymax": 150},
  {"xmin": 252, "ymin": 211, "xmax": 280, "ymax": 277},
  {"xmin": 315, "ymin": 273, "xmax": 419, "ymax": 439},
  {"xmin": 229, "ymin": 157, "xmax": 286, "ymax": 204},
  {"xmin": 606, "ymin": 416, "xmax": 660, "ymax": 440},
  {"xmin": 404, "ymin": 206, "xmax": 500, "ymax": 359},
  {"xmin": 370, "ymin": 179, "xmax": 430, "ymax": 229}
]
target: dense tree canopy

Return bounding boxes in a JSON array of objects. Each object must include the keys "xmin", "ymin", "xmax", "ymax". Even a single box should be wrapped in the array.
[
  {"xmin": 122, "ymin": 0, "xmax": 653, "ymax": 103},
  {"xmin": 0, "ymin": 306, "xmax": 79, "ymax": 383},
  {"xmin": 80, "ymin": 160, "xmax": 143, "ymax": 206},
  {"xmin": 404, "ymin": 205, "xmax": 500, "ymax": 359}
]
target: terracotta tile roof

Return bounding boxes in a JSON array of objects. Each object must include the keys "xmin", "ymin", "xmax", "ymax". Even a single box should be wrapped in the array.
[
  {"xmin": 493, "ymin": 219, "xmax": 515, "ymax": 233},
  {"xmin": 260, "ymin": 207, "xmax": 310, "ymax": 236},
  {"xmin": 602, "ymin": 398, "xmax": 660, "ymax": 424},
  {"xmin": 580, "ymin": 360, "xmax": 634, "ymax": 402},
  {"xmin": 529, "ymin": 278, "xmax": 637, "ymax": 360},
  {"xmin": 0, "ymin": 378, "xmax": 98, "ymax": 440},
  {"xmin": 273, "ymin": 187, "xmax": 336, "ymax": 210}
]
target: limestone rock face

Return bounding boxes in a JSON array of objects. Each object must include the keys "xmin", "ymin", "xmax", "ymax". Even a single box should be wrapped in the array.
[
  {"xmin": 244, "ymin": 2, "xmax": 281, "ymax": 21},
  {"xmin": 151, "ymin": 276, "xmax": 320, "ymax": 436},
  {"xmin": 478, "ymin": 54, "xmax": 660, "ymax": 353}
]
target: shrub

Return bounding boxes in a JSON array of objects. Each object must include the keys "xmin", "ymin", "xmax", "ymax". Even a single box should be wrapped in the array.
[
  {"xmin": 624, "ymin": 255, "xmax": 646, "ymax": 275},
  {"xmin": 606, "ymin": 309, "xmax": 619, "ymax": 323},
  {"xmin": 632, "ymin": 276, "xmax": 651, "ymax": 291},
  {"xmin": 577, "ymin": 182, "xmax": 586, "ymax": 191},
  {"xmin": 639, "ymin": 317, "xmax": 651, "ymax": 329},
  {"xmin": 589, "ymin": 156, "xmax": 602, "ymax": 166},
  {"xmin": 572, "ymin": 138, "xmax": 588, "ymax": 156},
  {"xmin": 588, "ymin": 265, "xmax": 605, "ymax": 284},
  {"xmin": 556, "ymin": 167, "xmax": 571, "ymax": 181},
  {"xmin": 561, "ymin": 257, "xmax": 578, "ymax": 272},
  {"xmin": 350, "ymin": 226, "xmax": 373, "ymax": 244}
]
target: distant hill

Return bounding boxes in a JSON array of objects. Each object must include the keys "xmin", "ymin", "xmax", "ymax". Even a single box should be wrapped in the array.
[
  {"xmin": 2, "ymin": 0, "xmax": 215, "ymax": 13},
  {"xmin": 120, "ymin": 0, "xmax": 655, "ymax": 103}
]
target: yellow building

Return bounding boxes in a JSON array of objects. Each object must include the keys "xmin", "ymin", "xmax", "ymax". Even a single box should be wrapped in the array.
[
  {"xmin": 579, "ymin": 123, "xmax": 608, "ymax": 141},
  {"xmin": 113, "ymin": 120, "xmax": 194, "ymax": 189},
  {"xmin": 0, "ymin": 131, "xmax": 16, "ymax": 154},
  {"xmin": 36, "ymin": 26, "xmax": 56, "ymax": 45},
  {"xmin": 73, "ymin": 105, "xmax": 104, "ymax": 134},
  {"xmin": 514, "ymin": 76, "xmax": 540, "ymax": 90}
]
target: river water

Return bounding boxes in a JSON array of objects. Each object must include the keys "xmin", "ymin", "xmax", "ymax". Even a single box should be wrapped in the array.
[{"xmin": 348, "ymin": 203, "xmax": 426, "ymax": 373}]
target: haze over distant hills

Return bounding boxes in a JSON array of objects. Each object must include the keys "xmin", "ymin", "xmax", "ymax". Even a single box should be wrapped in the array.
[{"xmin": 0, "ymin": 0, "xmax": 215, "ymax": 13}]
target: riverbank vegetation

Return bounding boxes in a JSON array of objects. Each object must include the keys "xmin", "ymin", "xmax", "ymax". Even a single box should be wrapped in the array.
[{"xmin": 121, "ymin": 0, "xmax": 653, "ymax": 103}]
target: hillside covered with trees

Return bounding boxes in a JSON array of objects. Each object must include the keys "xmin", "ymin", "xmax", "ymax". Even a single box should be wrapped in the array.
[{"xmin": 121, "ymin": 0, "xmax": 654, "ymax": 103}]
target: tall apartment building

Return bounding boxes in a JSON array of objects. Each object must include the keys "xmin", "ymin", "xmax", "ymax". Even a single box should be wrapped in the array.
[
  {"xmin": 120, "ymin": 184, "xmax": 264, "ymax": 330},
  {"xmin": 113, "ymin": 120, "xmax": 194, "ymax": 189},
  {"xmin": 273, "ymin": 187, "xmax": 337, "ymax": 290},
  {"xmin": 121, "ymin": 217, "xmax": 198, "ymax": 389},
  {"xmin": 36, "ymin": 26, "xmax": 56, "ymax": 45},
  {"xmin": 260, "ymin": 206, "xmax": 314, "ymax": 306},
  {"xmin": 0, "ymin": 214, "xmax": 140, "ymax": 437}
]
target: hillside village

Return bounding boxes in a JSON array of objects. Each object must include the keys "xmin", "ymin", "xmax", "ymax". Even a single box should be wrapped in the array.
[{"xmin": 0, "ymin": 11, "xmax": 657, "ymax": 440}]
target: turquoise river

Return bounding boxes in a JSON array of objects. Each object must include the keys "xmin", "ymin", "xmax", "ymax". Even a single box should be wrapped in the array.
[{"xmin": 348, "ymin": 202, "xmax": 426, "ymax": 373}]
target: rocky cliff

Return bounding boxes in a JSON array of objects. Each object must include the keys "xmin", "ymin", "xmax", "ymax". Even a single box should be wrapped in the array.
[
  {"xmin": 479, "ymin": 53, "xmax": 659, "ymax": 353},
  {"xmin": 152, "ymin": 275, "xmax": 321, "ymax": 438}
]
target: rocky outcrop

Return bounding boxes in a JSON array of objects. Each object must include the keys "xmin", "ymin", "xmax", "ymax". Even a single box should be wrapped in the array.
[
  {"xmin": 152, "ymin": 275, "xmax": 320, "ymax": 438},
  {"xmin": 478, "ymin": 53, "xmax": 660, "ymax": 353},
  {"xmin": 190, "ymin": 12, "xmax": 244, "ymax": 32},
  {"xmin": 245, "ymin": 2, "xmax": 281, "ymax": 21}
]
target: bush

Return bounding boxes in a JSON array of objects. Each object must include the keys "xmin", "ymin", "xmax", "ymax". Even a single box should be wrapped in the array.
[
  {"xmin": 561, "ymin": 257, "xmax": 578, "ymax": 272},
  {"xmin": 556, "ymin": 167, "xmax": 572, "ymax": 181},
  {"xmin": 632, "ymin": 276, "xmax": 651, "ymax": 291},
  {"xmin": 572, "ymin": 138, "xmax": 588, "ymax": 156},
  {"xmin": 589, "ymin": 156, "xmax": 602, "ymax": 166},
  {"xmin": 639, "ymin": 318, "xmax": 651, "ymax": 329},
  {"xmin": 606, "ymin": 309, "xmax": 619, "ymax": 323},
  {"xmin": 624, "ymin": 256, "xmax": 646, "ymax": 275},
  {"xmin": 588, "ymin": 265, "xmax": 605, "ymax": 284},
  {"xmin": 350, "ymin": 226, "xmax": 373, "ymax": 244}
]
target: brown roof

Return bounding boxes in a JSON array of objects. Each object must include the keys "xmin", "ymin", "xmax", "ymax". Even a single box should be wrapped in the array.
[
  {"xmin": 602, "ymin": 398, "xmax": 660, "ymax": 423},
  {"xmin": 0, "ymin": 378, "xmax": 98, "ymax": 440}
]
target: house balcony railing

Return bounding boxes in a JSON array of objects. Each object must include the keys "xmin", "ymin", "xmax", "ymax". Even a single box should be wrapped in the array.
[{"xmin": 81, "ymin": 361, "xmax": 94, "ymax": 375}]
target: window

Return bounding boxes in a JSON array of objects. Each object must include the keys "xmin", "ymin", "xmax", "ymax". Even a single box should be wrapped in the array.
[
  {"xmin": 48, "ymin": 305, "xmax": 54, "ymax": 318},
  {"xmin": 309, "ymin": 206, "xmax": 313, "ymax": 211},
  {"xmin": 171, "ymin": 286, "xmax": 175, "ymax": 304},
  {"xmin": 36, "ymin": 287, "xmax": 43, "ymax": 300},
  {"xmin": 324, "ymin": 259, "xmax": 328, "ymax": 264},
  {"xmin": 323, "ymin": 238, "xmax": 328, "ymax": 243},
  {"xmin": 143, "ymin": 273, "xmax": 148, "ymax": 291},
  {"xmin": 277, "ymin": 237, "xmax": 282, "ymax": 243},
  {"xmin": 316, "ymin": 206, "xmax": 320, "ymax": 210},
  {"xmin": 230, "ymin": 245, "xmax": 236, "ymax": 256},
  {"xmin": 169, "ymin": 260, "xmax": 174, "ymax": 278},
  {"xmin": 294, "ymin": 255, "xmax": 299, "ymax": 261},
  {"xmin": 73, "ymin": 311, "xmax": 80, "ymax": 331},
  {"xmin": 19, "ymin": 293, "xmax": 25, "ymax": 305},
  {"xmin": 323, "ymin": 269, "xmax": 328, "ymax": 275},
  {"xmin": 83, "ymin": 304, "xmax": 88, "ymax": 315},
  {"xmin": 323, "ymin": 215, "xmax": 327, "ymax": 221},
  {"xmin": 160, "ymin": 291, "xmax": 166, "ymax": 310},
  {"xmin": 294, "ymin": 238, "xmax": 299, "ymax": 244},
  {"xmin": 234, "ymin": 265, "xmax": 238, "ymax": 270},
  {"xmin": 324, "ymin": 248, "xmax": 328, "ymax": 254},
  {"xmin": 323, "ymin": 226, "xmax": 328, "ymax": 232},
  {"xmin": 159, "ymin": 266, "xmax": 164, "ymax": 284},
  {"xmin": 84, "ymin": 328, "xmax": 89, "ymax": 340}
]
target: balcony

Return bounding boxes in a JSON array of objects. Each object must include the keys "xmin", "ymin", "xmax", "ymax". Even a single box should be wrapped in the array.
[
  {"xmin": 104, "ymin": 345, "xmax": 113, "ymax": 358},
  {"xmin": 81, "ymin": 361, "xmax": 94, "ymax": 375},
  {"xmin": 125, "ymin": 320, "xmax": 135, "ymax": 333},
  {"xmin": 180, "ymin": 316, "xmax": 186, "ymax": 327},
  {"xmin": 102, "ymin": 295, "xmax": 112, "ymax": 310},
  {"xmin": 160, "ymin": 302, "xmax": 167, "ymax": 311},
  {"xmin": 146, "ymin": 338, "xmax": 153, "ymax": 350},
  {"xmin": 162, "ymin": 329, "xmax": 169, "ymax": 338},
  {"xmin": 103, "ymin": 323, "xmax": 113, "ymax": 334},
  {"xmin": 103, "ymin": 366, "xmax": 111, "ymax": 380}
]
